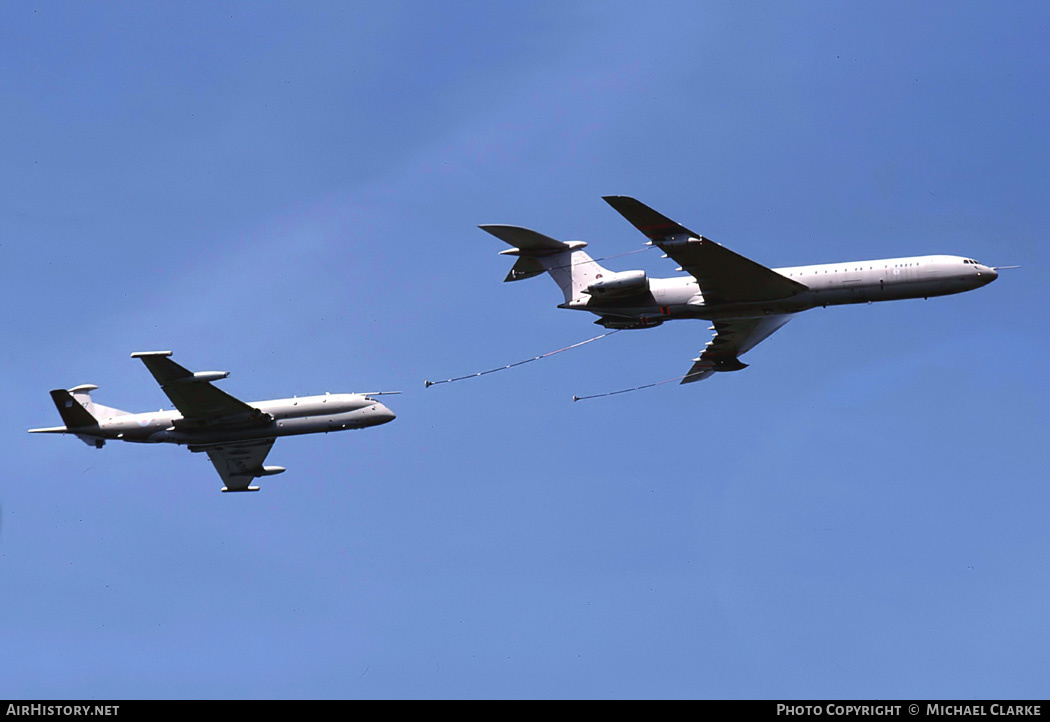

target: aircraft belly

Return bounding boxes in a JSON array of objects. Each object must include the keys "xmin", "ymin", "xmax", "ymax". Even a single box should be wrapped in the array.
[
  {"xmin": 700, "ymin": 297, "xmax": 811, "ymax": 320},
  {"xmin": 874, "ymin": 278, "xmax": 970, "ymax": 302},
  {"xmin": 175, "ymin": 405, "xmax": 393, "ymax": 447},
  {"xmin": 272, "ymin": 407, "xmax": 393, "ymax": 435},
  {"xmin": 839, "ymin": 276, "xmax": 869, "ymax": 301},
  {"xmin": 111, "ymin": 428, "xmax": 159, "ymax": 442},
  {"xmin": 180, "ymin": 427, "xmax": 276, "ymax": 446},
  {"xmin": 104, "ymin": 418, "xmax": 176, "ymax": 442},
  {"xmin": 802, "ymin": 275, "xmax": 977, "ymax": 306},
  {"xmin": 274, "ymin": 415, "xmax": 350, "ymax": 434},
  {"xmin": 184, "ymin": 422, "xmax": 326, "ymax": 444},
  {"xmin": 584, "ymin": 293, "xmax": 656, "ymax": 310},
  {"xmin": 590, "ymin": 297, "xmax": 807, "ymax": 323}
]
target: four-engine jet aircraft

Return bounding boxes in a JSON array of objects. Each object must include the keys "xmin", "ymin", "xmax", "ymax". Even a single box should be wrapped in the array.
[
  {"xmin": 481, "ymin": 196, "xmax": 1003, "ymax": 382},
  {"xmin": 29, "ymin": 351, "xmax": 397, "ymax": 492}
]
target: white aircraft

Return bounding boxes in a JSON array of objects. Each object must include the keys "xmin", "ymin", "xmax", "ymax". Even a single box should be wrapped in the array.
[
  {"xmin": 482, "ymin": 196, "xmax": 1006, "ymax": 382},
  {"xmin": 29, "ymin": 351, "xmax": 397, "ymax": 492}
]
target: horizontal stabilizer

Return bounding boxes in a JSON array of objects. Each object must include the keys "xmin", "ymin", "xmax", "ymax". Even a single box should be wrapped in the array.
[
  {"xmin": 481, "ymin": 223, "xmax": 602, "ymax": 301},
  {"xmin": 479, "ymin": 225, "xmax": 579, "ymax": 256}
]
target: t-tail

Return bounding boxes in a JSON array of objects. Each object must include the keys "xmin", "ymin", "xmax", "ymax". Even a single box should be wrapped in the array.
[{"xmin": 479, "ymin": 225, "xmax": 611, "ymax": 304}]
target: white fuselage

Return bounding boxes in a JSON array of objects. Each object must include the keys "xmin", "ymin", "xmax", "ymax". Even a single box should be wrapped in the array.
[
  {"xmin": 68, "ymin": 393, "xmax": 396, "ymax": 447},
  {"xmin": 571, "ymin": 254, "xmax": 997, "ymax": 322}
]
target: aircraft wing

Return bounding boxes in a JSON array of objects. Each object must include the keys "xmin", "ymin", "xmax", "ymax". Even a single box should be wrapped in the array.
[
  {"xmin": 131, "ymin": 351, "xmax": 266, "ymax": 427},
  {"xmin": 603, "ymin": 196, "xmax": 807, "ymax": 305},
  {"xmin": 200, "ymin": 439, "xmax": 276, "ymax": 492},
  {"xmin": 682, "ymin": 314, "xmax": 795, "ymax": 383}
]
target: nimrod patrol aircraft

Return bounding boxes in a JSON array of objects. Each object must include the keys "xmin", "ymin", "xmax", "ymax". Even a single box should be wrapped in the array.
[
  {"xmin": 29, "ymin": 351, "xmax": 397, "ymax": 492},
  {"xmin": 482, "ymin": 196, "xmax": 1004, "ymax": 383}
]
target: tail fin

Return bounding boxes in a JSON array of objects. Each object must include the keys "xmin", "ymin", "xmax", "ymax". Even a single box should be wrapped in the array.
[
  {"xmin": 56, "ymin": 384, "xmax": 130, "ymax": 423},
  {"xmin": 49, "ymin": 387, "xmax": 99, "ymax": 429},
  {"xmin": 30, "ymin": 386, "xmax": 121, "ymax": 447},
  {"xmin": 479, "ymin": 225, "xmax": 611, "ymax": 304}
]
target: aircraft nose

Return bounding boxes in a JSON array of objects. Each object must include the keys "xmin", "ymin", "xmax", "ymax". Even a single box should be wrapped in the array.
[
  {"xmin": 979, "ymin": 265, "xmax": 998, "ymax": 284},
  {"xmin": 374, "ymin": 403, "xmax": 396, "ymax": 425}
]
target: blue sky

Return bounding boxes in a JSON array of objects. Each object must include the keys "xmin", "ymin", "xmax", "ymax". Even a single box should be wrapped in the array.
[{"xmin": 1, "ymin": 1, "xmax": 1046, "ymax": 699}]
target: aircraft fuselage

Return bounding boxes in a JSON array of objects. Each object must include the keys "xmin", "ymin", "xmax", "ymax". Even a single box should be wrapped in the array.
[
  {"xmin": 566, "ymin": 254, "xmax": 997, "ymax": 325},
  {"xmin": 30, "ymin": 350, "xmax": 399, "ymax": 491},
  {"xmin": 38, "ymin": 393, "xmax": 396, "ymax": 447}
]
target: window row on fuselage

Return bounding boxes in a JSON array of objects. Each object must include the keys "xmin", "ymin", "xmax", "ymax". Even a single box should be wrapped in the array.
[
  {"xmin": 781, "ymin": 262, "xmax": 919, "ymax": 279},
  {"xmin": 775, "ymin": 255, "xmax": 976, "ymax": 281}
]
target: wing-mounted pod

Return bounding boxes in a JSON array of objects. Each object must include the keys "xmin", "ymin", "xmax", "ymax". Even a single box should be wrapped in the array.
[
  {"xmin": 681, "ymin": 356, "xmax": 749, "ymax": 384},
  {"xmin": 131, "ymin": 351, "xmax": 229, "ymax": 386},
  {"xmin": 132, "ymin": 351, "xmax": 268, "ymax": 428},
  {"xmin": 595, "ymin": 315, "xmax": 665, "ymax": 330},
  {"xmin": 167, "ymin": 371, "xmax": 230, "ymax": 384}
]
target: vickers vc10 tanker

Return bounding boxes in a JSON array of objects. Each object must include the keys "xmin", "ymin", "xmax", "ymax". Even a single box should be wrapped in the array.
[{"xmin": 482, "ymin": 196, "xmax": 1006, "ymax": 382}]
